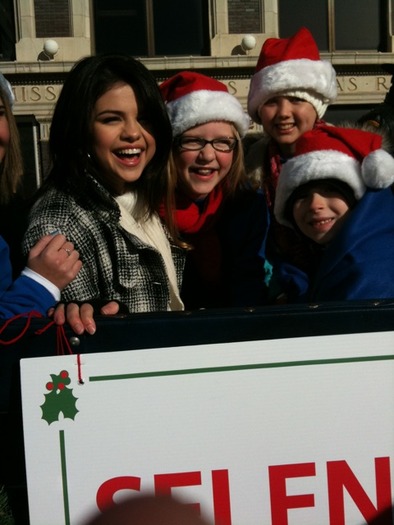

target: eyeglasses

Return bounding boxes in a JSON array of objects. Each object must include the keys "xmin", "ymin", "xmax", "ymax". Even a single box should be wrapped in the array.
[{"xmin": 175, "ymin": 136, "xmax": 238, "ymax": 152}]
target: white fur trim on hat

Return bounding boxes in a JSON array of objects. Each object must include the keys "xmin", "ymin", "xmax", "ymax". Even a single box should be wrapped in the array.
[
  {"xmin": 166, "ymin": 89, "xmax": 250, "ymax": 138},
  {"xmin": 248, "ymin": 58, "xmax": 337, "ymax": 123},
  {"xmin": 362, "ymin": 149, "xmax": 394, "ymax": 188},
  {"xmin": 276, "ymin": 90, "xmax": 328, "ymax": 119},
  {"xmin": 274, "ymin": 150, "xmax": 365, "ymax": 228}
]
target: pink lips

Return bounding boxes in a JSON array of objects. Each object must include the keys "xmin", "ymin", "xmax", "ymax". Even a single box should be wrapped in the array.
[
  {"xmin": 190, "ymin": 167, "xmax": 217, "ymax": 180},
  {"xmin": 275, "ymin": 123, "xmax": 295, "ymax": 135}
]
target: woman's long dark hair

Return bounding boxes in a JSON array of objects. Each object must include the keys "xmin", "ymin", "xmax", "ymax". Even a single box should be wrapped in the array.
[{"xmin": 44, "ymin": 53, "xmax": 174, "ymax": 217}]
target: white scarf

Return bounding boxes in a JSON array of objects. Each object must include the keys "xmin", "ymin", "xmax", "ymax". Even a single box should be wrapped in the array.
[{"xmin": 115, "ymin": 192, "xmax": 184, "ymax": 311}]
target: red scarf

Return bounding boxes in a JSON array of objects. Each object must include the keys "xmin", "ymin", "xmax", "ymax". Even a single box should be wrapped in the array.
[
  {"xmin": 159, "ymin": 186, "xmax": 225, "ymax": 299},
  {"xmin": 265, "ymin": 140, "xmax": 283, "ymax": 210},
  {"xmin": 171, "ymin": 186, "xmax": 224, "ymax": 234}
]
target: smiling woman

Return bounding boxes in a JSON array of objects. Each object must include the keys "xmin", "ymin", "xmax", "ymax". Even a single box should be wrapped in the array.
[
  {"xmin": 22, "ymin": 54, "xmax": 185, "ymax": 314},
  {"xmin": 91, "ymin": 82, "xmax": 157, "ymax": 194}
]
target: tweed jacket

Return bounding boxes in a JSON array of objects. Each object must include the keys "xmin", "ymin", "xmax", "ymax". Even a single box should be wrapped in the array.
[{"xmin": 23, "ymin": 174, "xmax": 186, "ymax": 313}]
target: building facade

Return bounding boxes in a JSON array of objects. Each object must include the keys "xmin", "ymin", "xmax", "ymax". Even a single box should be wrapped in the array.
[{"xmin": 1, "ymin": 0, "xmax": 394, "ymax": 189}]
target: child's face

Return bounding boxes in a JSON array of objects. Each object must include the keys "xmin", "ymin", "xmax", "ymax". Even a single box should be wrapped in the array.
[
  {"xmin": 258, "ymin": 96, "xmax": 317, "ymax": 157},
  {"xmin": 0, "ymin": 95, "xmax": 10, "ymax": 166},
  {"xmin": 292, "ymin": 183, "xmax": 351, "ymax": 245},
  {"xmin": 90, "ymin": 82, "xmax": 156, "ymax": 195},
  {"xmin": 173, "ymin": 121, "xmax": 236, "ymax": 200}
]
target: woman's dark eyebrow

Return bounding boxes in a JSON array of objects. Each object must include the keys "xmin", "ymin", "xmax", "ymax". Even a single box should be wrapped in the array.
[{"xmin": 97, "ymin": 108, "xmax": 123, "ymax": 115}]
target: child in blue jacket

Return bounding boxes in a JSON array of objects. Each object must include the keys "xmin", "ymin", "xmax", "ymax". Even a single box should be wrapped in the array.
[
  {"xmin": 273, "ymin": 123, "xmax": 394, "ymax": 302},
  {"xmin": 0, "ymin": 72, "xmax": 81, "ymax": 318}
]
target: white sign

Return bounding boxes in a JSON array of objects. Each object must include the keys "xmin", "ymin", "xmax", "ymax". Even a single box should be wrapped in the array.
[{"xmin": 21, "ymin": 331, "xmax": 394, "ymax": 525}]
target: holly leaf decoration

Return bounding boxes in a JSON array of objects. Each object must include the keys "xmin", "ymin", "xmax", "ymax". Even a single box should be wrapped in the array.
[{"xmin": 41, "ymin": 370, "xmax": 79, "ymax": 424}]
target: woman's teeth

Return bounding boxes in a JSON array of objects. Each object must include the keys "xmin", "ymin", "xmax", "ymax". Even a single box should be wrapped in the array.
[{"xmin": 117, "ymin": 148, "xmax": 141, "ymax": 157}]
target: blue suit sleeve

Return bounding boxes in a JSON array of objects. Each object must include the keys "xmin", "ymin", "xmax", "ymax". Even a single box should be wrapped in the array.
[{"xmin": 0, "ymin": 236, "xmax": 56, "ymax": 319}]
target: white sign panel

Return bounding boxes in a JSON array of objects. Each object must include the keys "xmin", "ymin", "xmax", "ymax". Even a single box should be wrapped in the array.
[{"xmin": 21, "ymin": 331, "xmax": 394, "ymax": 525}]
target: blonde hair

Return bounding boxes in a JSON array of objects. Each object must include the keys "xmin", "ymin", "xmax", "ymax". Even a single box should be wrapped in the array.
[
  {"xmin": 222, "ymin": 125, "xmax": 248, "ymax": 194},
  {"xmin": 0, "ymin": 86, "xmax": 23, "ymax": 204},
  {"xmin": 163, "ymin": 153, "xmax": 187, "ymax": 249}
]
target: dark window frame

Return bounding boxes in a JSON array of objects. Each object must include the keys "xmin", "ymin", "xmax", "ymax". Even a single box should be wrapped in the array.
[{"xmin": 278, "ymin": 0, "xmax": 387, "ymax": 52}]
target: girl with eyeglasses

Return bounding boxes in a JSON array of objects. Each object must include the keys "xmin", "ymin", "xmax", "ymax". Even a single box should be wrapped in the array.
[{"xmin": 160, "ymin": 71, "xmax": 270, "ymax": 309}]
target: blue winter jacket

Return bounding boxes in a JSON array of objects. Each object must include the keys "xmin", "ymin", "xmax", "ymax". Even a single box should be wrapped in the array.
[
  {"xmin": 275, "ymin": 187, "xmax": 394, "ymax": 302},
  {"xmin": 0, "ymin": 235, "xmax": 55, "ymax": 318}
]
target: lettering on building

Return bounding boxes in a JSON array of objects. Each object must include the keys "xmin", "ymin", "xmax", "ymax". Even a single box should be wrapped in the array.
[
  {"xmin": 11, "ymin": 76, "xmax": 393, "ymax": 110},
  {"xmin": 12, "ymin": 84, "xmax": 62, "ymax": 104}
]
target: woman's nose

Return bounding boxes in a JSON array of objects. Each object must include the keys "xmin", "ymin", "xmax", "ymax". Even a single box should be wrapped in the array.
[{"xmin": 122, "ymin": 120, "xmax": 141, "ymax": 140}]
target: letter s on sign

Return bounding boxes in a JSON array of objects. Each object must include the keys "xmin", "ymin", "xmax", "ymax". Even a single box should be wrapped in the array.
[{"xmin": 96, "ymin": 476, "xmax": 141, "ymax": 512}]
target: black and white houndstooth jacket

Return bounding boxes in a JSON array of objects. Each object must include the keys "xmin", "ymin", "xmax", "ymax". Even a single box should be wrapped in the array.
[{"xmin": 23, "ymin": 174, "xmax": 185, "ymax": 313}]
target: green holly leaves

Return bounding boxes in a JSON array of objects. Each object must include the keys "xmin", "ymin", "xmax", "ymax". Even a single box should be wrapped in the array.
[{"xmin": 41, "ymin": 370, "xmax": 79, "ymax": 424}]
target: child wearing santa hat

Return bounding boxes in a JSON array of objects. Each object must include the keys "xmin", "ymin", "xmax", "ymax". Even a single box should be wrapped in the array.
[
  {"xmin": 246, "ymin": 26, "xmax": 337, "ymax": 188},
  {"xmin": 244, "ymin": 27, "xmax": 338, "ymax": 293},
  {"xmin": 272, "ymin": 123, "xmax": 394, "ymax": 303},
  {"xmin": 159, "ymin": 71, "xmax": 270, "ymax": 308}
]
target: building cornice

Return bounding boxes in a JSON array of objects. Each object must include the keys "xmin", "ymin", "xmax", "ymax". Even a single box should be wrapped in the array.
[
  {"xmin": 2, "ymin": 51, "xmax": 394, "ymax": 76},
  {"xmin": 3, "ymin": 53, "xmax": 394, "ymax": 120}
]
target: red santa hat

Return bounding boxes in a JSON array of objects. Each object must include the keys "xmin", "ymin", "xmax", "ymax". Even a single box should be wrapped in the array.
[
  {"xmin": 274, "ymin": 124, "xmax": 394, "ymax": 227},
  {"xmin": 160, "ymin": 71, "xmax": 250, "ymax": 137},
  {"xmin": 247, "ymin": 27, "xmax": 337, "ymax": 123}
]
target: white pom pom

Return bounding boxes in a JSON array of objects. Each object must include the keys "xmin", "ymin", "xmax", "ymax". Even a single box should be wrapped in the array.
[{"xmin": 362, "ymin": 149, "xmax": 394, "ymax": 189}]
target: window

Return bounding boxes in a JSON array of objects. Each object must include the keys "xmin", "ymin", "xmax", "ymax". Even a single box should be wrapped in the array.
[
  {"xmin": 278, "ymin": 0, "xmax": 386, "ymax": 52},
  {"xmin": 34, "ymin": 0, "xmax": 71, "ymax": 37},
  {"xmin": 93, "ymin": 0, "xmax": 209, "ymax": 57},
  {"xmin": 0, "ymin": 0, "xmax": 16, "ymax": 61},
  {"xmin": 228, "ymin": 0, "xmax": 261, "ymax": 34}
]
